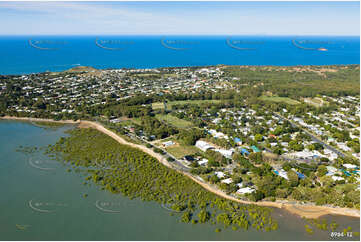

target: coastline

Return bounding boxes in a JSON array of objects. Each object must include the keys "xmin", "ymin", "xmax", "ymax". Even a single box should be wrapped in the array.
[{"xmin": 2, "ymin": 116, "xmax": 360, "ymax": 219}]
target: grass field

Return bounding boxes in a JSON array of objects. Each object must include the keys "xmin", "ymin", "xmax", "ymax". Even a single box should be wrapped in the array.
[
  {"xmin": 152, "ymin": 137, "xmax": 201, "ymax": 159},
  {"xmin": 166, "ymin": 144, "xmax": 201, "ymax": 159},
  {"xmin": 259, "ymin": 95, "xmax": 301, "ymax": 105},
  {"xmin": 155, "ymin": 114, "xmax": 193, "ymax": 128},
  {"xmin": 152, "ymin": 137, "xmax": 174, "ymax": 146},
  {"xmin": 113, "ymin": 117, "xmax": 141, "ymax": 126},
  {"xmin": 152, "ymin": 99, "xmax": 223, "ymax": 110},
  {"xmin": 303, "ymin": 97, "xmax": 329, "ymax": 107},
  {"xmin": 130, "ymin": 117, "xmax": 142, "ymax": 125}
]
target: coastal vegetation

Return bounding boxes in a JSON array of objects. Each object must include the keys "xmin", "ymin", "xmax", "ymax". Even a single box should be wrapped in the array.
[
  {"xmin": 3, "ymin": 64, "xmax": 360, "ymax": 236},
  {"xmin": 45, "ymin": 128, "xmax": 279, "ymax": 232},
  {"xmin": 303, "ymin": 218, "xmax": 359, "ymax": 238},
  {"xmin": 16, "ymin": 145, "xmax": 39, "ymax": 154},
  {"xmin": 42, "ymin": 127, "xmax": 359, "ymax": 236}
]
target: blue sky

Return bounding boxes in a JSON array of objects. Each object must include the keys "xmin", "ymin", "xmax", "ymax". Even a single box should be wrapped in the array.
[{"xmin": 0, "ymin": 1, "xmax": 359, "ymax": 35}]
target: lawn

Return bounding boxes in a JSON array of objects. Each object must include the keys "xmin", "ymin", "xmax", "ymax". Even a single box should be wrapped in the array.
[
  {"xmin": 130, "ymin": 117, "xmax": 142, "ymax": 125},
  {"xmin": 166, "ymin": 144, "xmax": 201, "ymax": 159},
  {"xmin": 259, "ymin": 95, "xmax": 301, "ymax": 105},
  {"xmin": 152, "ymin": 99, "xmax": 223, "ymax": 110},
  {"xmin": 303, "ymin": 97, "xmax": 329, "ymax": 107},
  {"xmin": 155, "ymin": 114, "xmax": 194, "ymax": 128},
  {"xmin": 152, "ymin": 137, "xmax": 174, "ymax": 146}
]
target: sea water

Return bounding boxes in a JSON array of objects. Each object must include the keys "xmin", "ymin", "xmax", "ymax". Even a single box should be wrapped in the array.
[
  {"xmin": 0, "ymin": 35, "xmax": 359, "ymax": 75},
  {"xmin": 0, "ymin": 120, "xmax": 359, "ymax": 240}
]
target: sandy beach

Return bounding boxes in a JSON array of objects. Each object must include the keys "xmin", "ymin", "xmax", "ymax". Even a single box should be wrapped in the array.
[
  {"xmin": 2, "ymin": 116, "xmax": 360, "ymax": 219},
  {"xmin": 1, "ymin": 116, "xmax": 80, "ymax": 124}
]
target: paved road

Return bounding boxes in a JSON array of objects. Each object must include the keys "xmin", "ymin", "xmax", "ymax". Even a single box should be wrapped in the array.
[{"xmin": 274, "ymin": 113, "xmax": 346, "ymax": 158}]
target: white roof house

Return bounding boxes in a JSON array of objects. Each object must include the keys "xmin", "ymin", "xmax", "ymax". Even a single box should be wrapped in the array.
[
  {"xmin": 326, "ymin": 166, "xmax": 338, "ymax": 173},
  {"xmin": 290, "ymin": 151, "xmax": 315, "ymax": 159},
  {"xmin": 162, "ymin": 141, "xmax": 175, "ymax": 147},
  {"xmin": 337, "ymin": 143, "xmax": 352, "ymax": 152},
  {"xmin": 343, "ymin": 164, "xmax": 358, "ymax": 169},
  {"xmin": 236, "ymin": 187, "xmax": 255, "ymax": 195},
  {"xmin": 195, "ymin": 140, "xmax": 214, "ymax": 152},
  {"xmin": 221, "ymin": 178, "xmax": 233, "ymax": 184},
  {"xmin": 214, "ymin": 132, "xmax": 226, "ymax": 139},
  {"xmin": 209, "ymin": 129, "xmax": 217, "ymax": 135},
  {"xmin": 198, "ymin": 158, "xmax": 208, "ymax": 166},
  {"xmin": 331, "ymin": 176, "xmax": 345, "ymax": 181},
  {"xmin": 323, "ymin": 149, "xmax": 338, "ymax": 160},
  {"xmin": 274, "ymin": 169, "xmax": 289, "ymax": 180},
  {"xmin": 352, "ymin": 153, "xmax": 360, "ymax": 159},
  {"xmin": 109, "ymin": 118, "xmax": 122, "ymax": 123},
  {"xmin": 215, "ymin": 171, "xmax": 225, "ymax": 179},
  {"xmin": 212, "ymin": 118, "xmax": 221, "ymax": 124},
  {"xmin": 281, "ymin": 142, "xmax": 289, "ymax": 147},
  {"xmin": 215, "ymin": 149, "xmax": 234, "ymax": 159}
]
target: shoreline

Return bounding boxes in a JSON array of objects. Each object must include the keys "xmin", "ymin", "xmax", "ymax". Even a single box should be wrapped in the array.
[
  {"xmin": 1, "ymin": 63, "xmax": 359, "ymax": 76},
  {"xmin": 2, "ymin": 116, "xmax": 360, "ymax": 219}
]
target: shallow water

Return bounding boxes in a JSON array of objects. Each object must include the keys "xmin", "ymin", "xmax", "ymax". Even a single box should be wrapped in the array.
[{"xmin": 0, "ymin": 120, "xmax": 359, "ymax": 240}]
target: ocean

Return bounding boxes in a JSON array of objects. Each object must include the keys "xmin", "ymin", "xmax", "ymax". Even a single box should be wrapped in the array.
[
  {"xmin": 0, "ymin": 35, "xmax": 359, "ymax": 75},
  {"xmin": 0, "ymin": 120, "xmax": 359, "ymax": 240}
]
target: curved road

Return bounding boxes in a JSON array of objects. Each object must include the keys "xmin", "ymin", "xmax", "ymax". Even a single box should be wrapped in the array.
[{"xmin": 2, "ymin": 116, "xmax": 359, "ymax": 219}]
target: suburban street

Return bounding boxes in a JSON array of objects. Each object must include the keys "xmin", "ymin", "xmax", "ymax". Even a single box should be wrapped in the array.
[{"xmin": 274, "ymin": 113, "xmax": 346, "ymax": 158}]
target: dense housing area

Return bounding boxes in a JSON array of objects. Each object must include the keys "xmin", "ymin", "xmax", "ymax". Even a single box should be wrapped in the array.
[{"xmin": 1, "ymin": 64, "xmax": 360, "ymax": 209}]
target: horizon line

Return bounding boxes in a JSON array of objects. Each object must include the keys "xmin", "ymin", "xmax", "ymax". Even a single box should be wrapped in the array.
[{"xmin": 0, "ymin": 34, "xmax": 360, "ymax": 37}]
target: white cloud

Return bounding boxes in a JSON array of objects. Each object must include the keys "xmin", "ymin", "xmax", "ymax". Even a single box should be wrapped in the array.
[{"xmin": 0, "ymin": 2, "xmax": 359, "ymax": 35}]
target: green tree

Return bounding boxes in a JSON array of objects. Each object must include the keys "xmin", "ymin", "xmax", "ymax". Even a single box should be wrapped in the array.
[
  {"xmin": 248, "ymin": 152, "xmax": 263, "ymax": 164},
  {"xmin": 181, "ymin": 211, "xmax": 191, "ymax": 223},
  {"xmin": 317, "ymin": 165, "xmax": 328, "ymax": 177},
  {"xmin": 197, "ymin": 209, "xmax": 210, "ymax": 223},
  {"xmin": 254, "ymin": 134, "xmax": 263, "ymax": 142},
  {"xmin": 287, "ymin": 170, "xmax": 299, "ymax": 187}
]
